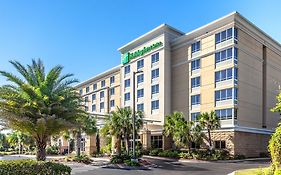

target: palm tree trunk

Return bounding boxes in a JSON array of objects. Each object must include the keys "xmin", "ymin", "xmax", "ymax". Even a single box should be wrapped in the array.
[
  {"xmin": 36, "ymin": 138, "xmax": 47, "ymax": 161},
  {"xmin": 125, "ymin": 136, "xmax": 130, "ymax": 155},
  {"xmin": 207, "ymin": 129, "xmax": 212, "ymax": 150},
  {"xmin": 115, "ymin": 137, "xmax": 121, "ymax": 155},
  {"xmin": 76, "ymin": 129, "xmax": 81, "ymax": 157}
]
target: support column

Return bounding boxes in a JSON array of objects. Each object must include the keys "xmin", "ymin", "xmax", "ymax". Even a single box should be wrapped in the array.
[
  {"xmin": 142, "ymin": 130, "xmax": 151, "ymax": 150},
  {"xmin": 85, "ymin": 134, "xmax": 97, "ymax": 156}
]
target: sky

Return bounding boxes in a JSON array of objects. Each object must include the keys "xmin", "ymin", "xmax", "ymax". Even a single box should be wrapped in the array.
[{"xmin": 0, "ymin": 0, "xmax": 281, "ymax": 85}]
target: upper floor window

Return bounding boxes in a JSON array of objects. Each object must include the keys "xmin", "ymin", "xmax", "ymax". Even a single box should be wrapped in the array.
[
  {"xmin": 92, "ymin": 104, "xmax": 96, "ymax": 112},
  {"xmin": 93, "ymin": 83, "xmax": 97, "ymax": 90},
  {"xmin": 191, "ymin": 41, "xmax": 201, "ymax": 53},
  {"xmin": 152, "ymin": 68, "xmax": 159, "ymax": 79},
  {"xmin": 191, "ymin": 94, "xmax": 200, "ymax": 105},
  {"xmin": 137, "ymin": 74, "xmax": 144, "ymax": 84},
  {"xmin": 100, "ymin": 91, "xmax": 104, "ymax": 99},
  {"xmin": 85, "ymin": 106, "xmax": 89, "ymax": 112},
  {"xmin": 191, "ymin": 112, "xmax": 200, "ymax": 121},
  {"xmin": 215, "ymin": 108, "xmax": 236, "ymax": 120},
  {"xmin": 215, "ymin": 68, "xmax": 232, "ymax": 82},
  {"xmin": 125, "ymin": 79, "xmax": 130, "ymax": 88},
  {"xmin": 137, "ymin": 103, "xmax": 144, "ymax": 112},
  {"xmin": 215, "ymin": 27, "xmax": 238, "ymax": 44},
  {"xmin": 110, "ymin": 76, "xmax": 115, "ymax": 84},
  {"xmin": 137, "ymin": 89, "xmax": 144, "ymax": 98},
  {"xmin": 151, "ymin": 84, "xmax": 159, "ymax": 95},
  {"xmin": 84, "ymin": 96, "xmax": 88, "ymax": 103},
  {"xmin": 215, "ymin": 88, "xmax": 232, "ymax": 101},
  {"xmin": 110, "ymin": 100, "xmax": 115, "ymax": 107},
  {"xmin": 191, "ymin": 59, "xmax": 200, "ymax": 71},
  {"xmin": 124, "ymin": 65, "xmax": 130, "ymax": 74},
  {"xmin": 191, "ymin": 76, "xmax": 200, "ymax": 88},
  {"xmin": 151, "ymin": 52, "xmax": 159, "ymax": 64},
  {"xmin": 124, "ymin": 92, "xmax": 130, "ymax": 101},
  {"xmin": 86, "ymin": 86, "xmax": 90, "ymax": 93},
  {"xmin": 101, "ymin": 80, "xmax": 105, "ymax": 88},
  {"xmin": 79, "ymin": 89, "xmax": 83, "ymax": 95},
  {"xmin": 137, "ymin": 59, "xmax": 144, "ymax": 70},
  {"xmin": 215, "ymin": 47, "xmax": 238, "ymax": 64},
  {"xmin": 92, "ymin": 94, "xmax": 96, "ymax": 101},
  {"xmin": 100, "ymin": 102, "xmax": 104, "ymax": 110},
  {"xmin": 151, "ymin": 100, "xmax": 159, "ymax": 110},
  {"xmin": 110, "ymin": 88, "xmax": 115, "ymax": 95}
]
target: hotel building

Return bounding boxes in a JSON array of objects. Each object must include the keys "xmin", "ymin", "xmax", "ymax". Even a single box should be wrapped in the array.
[{"xmin": 72, "ymin": 12, "xmax": 281, "ymax": 157}]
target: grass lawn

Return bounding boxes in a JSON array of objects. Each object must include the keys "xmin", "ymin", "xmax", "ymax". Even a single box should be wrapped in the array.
[{"xmin": 235, "ymin": 167, "xmax": 270, "ymax": 175}]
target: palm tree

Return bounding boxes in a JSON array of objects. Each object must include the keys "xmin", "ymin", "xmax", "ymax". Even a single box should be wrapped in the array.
[
  {"xmin": 101, "ymin": 107, "xmax": 143, "ymax": 155},
  {"xmin": 198, "ymin": 111, "xmax": 220, "ymax": 150},
  {"xmin": 0, "ymin": 59, "xmax": 85, "ymax": 161},
  {"xmin": 190, "ymin": 123, "xmax": 204, "ymax": 149}
]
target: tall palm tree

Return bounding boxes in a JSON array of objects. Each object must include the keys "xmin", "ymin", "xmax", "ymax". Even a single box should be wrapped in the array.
[
  {"xmin": 0, "ymin": 59, "xmax": 85, "ymax": 160},
  {"xmin": 198, "ymin": 111, "xmax": 220, "ymax": 150}
]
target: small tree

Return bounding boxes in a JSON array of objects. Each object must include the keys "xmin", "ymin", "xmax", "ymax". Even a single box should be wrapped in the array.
[{"xmin": 198, "ymin": 111, "xmax": 220, "ymax": 150}]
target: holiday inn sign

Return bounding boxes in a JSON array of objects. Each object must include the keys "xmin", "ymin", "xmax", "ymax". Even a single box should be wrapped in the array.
[{"xmin": 122, "ymin": 41, "xmax": 163, "ymax": 64}]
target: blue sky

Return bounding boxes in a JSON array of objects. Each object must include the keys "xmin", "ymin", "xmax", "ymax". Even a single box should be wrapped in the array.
[{"xmin": 0, "ymin": 0, "xmax": 280, "ymax": 85}]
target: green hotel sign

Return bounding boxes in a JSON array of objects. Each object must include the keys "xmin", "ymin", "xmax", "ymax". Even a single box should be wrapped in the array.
[{"xmin": 122, "ymin": 41, "xmax": 163, "ymax": 65}]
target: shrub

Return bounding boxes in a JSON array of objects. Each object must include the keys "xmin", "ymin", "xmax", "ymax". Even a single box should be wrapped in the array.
[
  {"xmin": 148, "ymin": 148, "xmax": 162, "ymax": 156},
  {"xmin": 179, "ymin": 152, "xmax": 193, "ymax": 159},
  {"xmin": 234, "ymin": 154, "xmax": 246, "ymax": 160},
  {"xmin": 211, "ymin": 150, "xmax": 230, "ymax": 160},
  {"xmin": 158, "ymin": 150, "xmax": 179, "ymax": 158},
  {"xmin": 110, "ymin": 154, "xmax": 132, "ymax": 164},
  {"xmin": 124, "ymin": 159, "xmax": 140, "ymax": 166},
  {"xmin": 269, "ymin": 125, "xmax": 281, "ymax": 169},
  {"xmin": 46, "ymin": 145, "xmax": 60, "ymax": 155},
  {"xmin": 65, "ymin": 154, "xmax": 92, "ymax": 164},
  {"xmin": 0, "ymin": 159, "xmax": 71, "ymax": 175}
]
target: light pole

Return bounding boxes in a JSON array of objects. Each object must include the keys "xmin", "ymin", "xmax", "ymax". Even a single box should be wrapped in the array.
[{"xmin": 132, "ymin": 70, "xmax": 143, "ymax": 161}]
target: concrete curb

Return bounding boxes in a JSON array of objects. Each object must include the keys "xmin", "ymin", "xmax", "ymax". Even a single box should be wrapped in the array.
[{"xmin": 227, "ymin": 172, "xmax": 235, "ymax": 175}]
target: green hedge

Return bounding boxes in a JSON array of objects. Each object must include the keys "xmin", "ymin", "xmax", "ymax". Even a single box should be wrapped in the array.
[{"xmin": 0, "ymin": 159, "xmax": 71, "ymax": 175}]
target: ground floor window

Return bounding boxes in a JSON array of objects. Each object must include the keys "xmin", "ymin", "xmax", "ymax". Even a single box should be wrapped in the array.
[
  {"xmin": 215, "ymin": 140, "xmax": 226, "ymax": 149},
  {"xmin": 81, "ymin": 138, "xmax": 86, "ymax": 152},
  {"xmin": 151, "ymin": 135, "xmax": 163, "ymax": 149}
]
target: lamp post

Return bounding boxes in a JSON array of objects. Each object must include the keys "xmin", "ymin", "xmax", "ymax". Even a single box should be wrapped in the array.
[{"xmin": 132, "ymin": 70, "xmax": 143, "ymax": 161}]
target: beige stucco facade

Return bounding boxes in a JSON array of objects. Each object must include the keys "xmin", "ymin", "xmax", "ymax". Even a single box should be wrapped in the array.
[{"xmin": 55, "ymin": 12, "xmax": 281, "ymax": 157}]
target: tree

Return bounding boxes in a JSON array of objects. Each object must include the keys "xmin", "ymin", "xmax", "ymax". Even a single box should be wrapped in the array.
[
  {"xmin": 101, "ymin": 107, "xmax": 143, "ymax": 155},
  {"xmin": 164, "ymin": 112, "xmax": 195, "ymax": 151},
  {"xmin": 0, "ymin": 59, "xmax": 85, "ymax": 161},
  {"xmin": 198, "ymin": 111, "xmax": 220, "ymax": 150}
]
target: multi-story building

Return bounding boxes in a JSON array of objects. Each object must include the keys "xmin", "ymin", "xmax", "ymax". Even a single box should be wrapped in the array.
[{"xmin": 62, "ymin": 12, "xmax": 281, "ymax": 157}]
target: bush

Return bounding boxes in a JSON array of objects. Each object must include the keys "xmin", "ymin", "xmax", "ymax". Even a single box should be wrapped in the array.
[
  {"xmin": 148, "ymin": 148, "xmax": 162, "ymax": 156},
  {"xmin": 179, "ymin": 152, "xmax": 193, "ymax": 159},
  {"xmin": 124, "ymin": 159, "xmax": 140, "ymax": 166},
  {"xmin": 0, "ymin": 159, "xmax": 71, "ymax": 175},
  {"xmin": 269, "ymin": 125, "xmax": 281, "ymax": 169},
  {"xmin": 234, "ymin": 154, "xmax": 246, "ymax": 160},
  {"xmin": 46, "ymin": 145, "xmax": 60, "ymax": 155},
  {"xmin": 65, "ymin": 154, "xmax": 92, "ymax": 164},
  {"xmin": 158, "ymin": 150, "xmax": 179, "ymax": 158},
  {"xmin": 110, "ymin": 154, "xmax": 132, "ymax": 164},
  {"xmin": 211, "ymin": 150, "xmax": 230, "ymax": 160}
]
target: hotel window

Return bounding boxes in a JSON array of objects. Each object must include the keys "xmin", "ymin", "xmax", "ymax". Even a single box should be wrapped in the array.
[
  {"xmin": 100, "ymin": 102, "xmax": 104, "ymax": 110},
  {"xmin": 215, "ymin": 48, "xmax": 232, "ymax": 63},
  {"xmin": 151, "ymin": 52, "xmax": 159, "ymax": 64},
  {"xmin": 137, "ymin": 89, "xmax": 144, "ymax": 99},
  {"xmin": 215, "ymin": 68, "xmax": 232, "ymax": 82},
  {"xmin": 215, "ymin": 140, "xmax": 226, "ymax": 149},
  {"xmin": 101, "ymin": 80, "xmax": 105, "ymax": 88},
  {"xmin": 110, "ymin": 76, "xmax": 115, "ymax": 85},
  {"xmin": 151, "ymin": 100, "xmax": 159, "ymax": 110},
  {"xmin": 79, "ymin": 89, "xmax": 83, "ymax": 95},
  {"xmin": 191, "ymin": 41, "xmax": 201, "ymax": 53},
  {"xmin": 125, "ymin": 92, "xmax": 130, "ymax": 101},
  {"xmin": 215, "ymin": 27, "xmax": 237, "ymax": 44},
  {"xmin": 191, "ymin": 112, "xmax": 200, "ymax": 121},
  {"xmin": 110, "ymin": 88, "xmax": 115, "ymax": 95},
  {"xmin": 92, "ymin": 94, "xmax": 96, "ymax": 101},
  {"xmin": 137, "ymin": 74, "xmax": 144, "ymax": 84},
  {"xmin": 92, "ymin": 104, "xmax": 96, "ymax": 112},
  {"xmin": 93, "ymin": 83, "xmax": 97, "ymax": 90},
  {"xmin": 81, "ymin": 138, "xmax": 86, "ymax": 152},
  {"xmin": 124, "ymin": 65, "xmax": 130, "ymax": 74},
  {"xmin": 110, "ymin": 100, "xmax": 115, "ymax": 107},
  {"xmin": 215, "ymin": 88, "xmax": 232, "ymax": 101},
  {"xmin": 124, "ymin": 79, "xmax": 130, "ymax": 88},
  {"xmin": 191, "ymin": 76, "xmax": 200, "ymax": 88},
  {"xmin": 191, "ymin": 59, "xmax": 200, "ymax": 71},
  {"xmin": 151, "ymin": 84, "xmax": 159, "ymax": 95},
  {"xmin": 100, "ymin": 91, "xmax": 104, "ymax": 99},
  {"xmin": 84, "ymin": 96, "xmax": 88, "ymax": 103},
  {"xmin": 151, "ymin": 135, "xmax": 162, "ymax": 149},
  {"xmin": 191, "ymin": 94, "xmax": 200, "ymax": 105},
  {"xmin": 137, "ymin": 103, "xmax": 144, "ymax": 112},
  {"xmin": 137, "ymin": 59, "xmax": 144, "ymax": 70},
  {"xmin": 215, "ymin": 108, "xmax": 237, "ymax": 120},
  {"xmin": 86, "ymin": 86, "xmax": 89, "ymax": 93},
  {"xmin": 151, "ymin": 68, "xmax": 159, "ymax": 79},
  {"xmin": 84, "ymin": 106, "xmax": 89, "ymax": 111}
]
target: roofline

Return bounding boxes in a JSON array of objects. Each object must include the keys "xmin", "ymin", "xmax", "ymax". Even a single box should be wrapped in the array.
[
  {"xmin": 118, "ymin": 23, "xmax": 184, "ymax": 52},
  {"xmin": 75, "ymin": 65, "xmax": 121, "ymax": 88}
]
